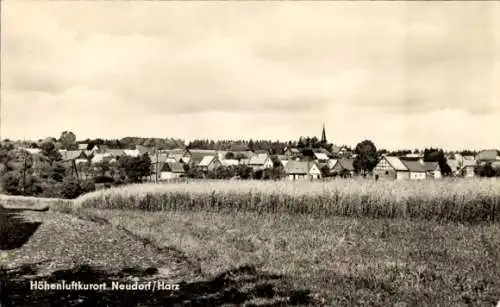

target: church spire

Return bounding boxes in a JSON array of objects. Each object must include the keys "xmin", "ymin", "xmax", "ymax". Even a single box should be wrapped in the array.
[{"xmin": 321, "ymin": 123, "xmax": 327, "ymax": 144}]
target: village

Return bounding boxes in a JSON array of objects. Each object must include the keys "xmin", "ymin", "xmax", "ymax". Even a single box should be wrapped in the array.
[{"xmin": 12, "ymin": 125, "xmax": 500, "ymax": 184}]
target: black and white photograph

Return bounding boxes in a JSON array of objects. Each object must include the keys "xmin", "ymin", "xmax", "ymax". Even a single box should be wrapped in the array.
[{"xmin": 1, "ymin": 1, "xmax": 500, "ymax": 306}]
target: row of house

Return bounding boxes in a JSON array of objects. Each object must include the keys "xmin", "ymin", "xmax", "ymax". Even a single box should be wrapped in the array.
[{"xmin": 19, "ymin": 143, "xmax": 500, "ymax": 181}]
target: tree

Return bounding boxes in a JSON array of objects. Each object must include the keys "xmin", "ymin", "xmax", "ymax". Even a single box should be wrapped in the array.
[
  {"xmin": 118, "ymin": 154, "xmax": 152, "ymax": 183},
  {"xmin": 353, "ymin": 140, "xmax": 379, "ymax": 175},
  {"xmin": 423, "ymin": 148, "xmax": 452, "ymax": 176},
  {"xmin": 41, "ymin": 141, "xmax": 62, "ymax": 164},
  {"xmin": 59, "ymin": 131, "xmax": 77, "ymax": 150},
  {"xmin": 475, "ymin": 162, "xmax": 496, "ymax": 177}
]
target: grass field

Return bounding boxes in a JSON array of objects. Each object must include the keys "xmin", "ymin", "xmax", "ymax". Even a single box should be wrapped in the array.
[
  {"xmin": 67, "ymin": 208, "xmax": 500, "ymax": 306},
  {"xmin": 74, "ymin": 178, "xmax": 500, "ymax": 223},
  {"xmin": 3, "ymin": 178, "xmax": 500, "ymax": 305}
]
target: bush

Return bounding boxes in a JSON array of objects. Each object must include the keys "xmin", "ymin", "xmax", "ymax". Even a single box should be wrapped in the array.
[
  {"xmin": 1, "ymin": 171, "xmax": 22, "ymax": 195},
  {"xmin": 58, "ymin": 179, "xmax": 82, "ymax": 199}
]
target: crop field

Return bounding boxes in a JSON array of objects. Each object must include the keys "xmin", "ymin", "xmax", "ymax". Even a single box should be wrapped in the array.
[
  {"xmin": 74, "ymin": 178, "xmax": 500, "ymax": 223},
  {"xmin": 3, "ymin": 178, "xmax": 500, "ymax": 305}
]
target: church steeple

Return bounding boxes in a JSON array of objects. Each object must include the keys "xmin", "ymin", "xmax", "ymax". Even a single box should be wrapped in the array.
[{"xmin": 321, "ymin": 123, "xmax": 327, "ymax": 144}]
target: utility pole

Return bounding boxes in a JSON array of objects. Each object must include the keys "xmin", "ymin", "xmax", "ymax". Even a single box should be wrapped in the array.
[
  {"xmin": 154, "ymin": 150, "xmax": 159, "ymax": 184},
  {"xmin": 23, "ymin": 153, "xmax": 27, "ymax": 195}
]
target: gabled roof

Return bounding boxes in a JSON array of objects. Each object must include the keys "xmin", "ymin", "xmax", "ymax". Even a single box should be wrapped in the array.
[
  {"xmin": 284, "ymin": 160, "xmax": 318, "ymax": 174},
  {"xmin": 447, "ymin": 159, "xmax": 460, "ymax": 172},
  {"xmin": 161, "ymin": 162, "xmax": 185, "ymax": 173},
  {"xmin": 422, "ymin": 161, "xmax": 440, "ymax": 172},
  {"xmin": 314, "ymin": 152, "xmax": 329, "ymax": 160},
  {"xmin": 285, "ymin": 147, "xmax": 301, "ymax": 153},
  {"xmin": 168, "ymin": 153, "xmax": 184, "ymax": 162},
  {"xmin": 78, "ymin": 144, "xmax": 88, "ymax": 150},
  {"xmin": 189, "ymin": 150, "xmax": 218, "ymax": 164},
  {"xmin": 476, "ymin": 149, "xmax": 500, "ymax": 161},
  {"xmin": 151, "ymin": 154, "xmax": 172, "ymax": 164},
  {"xmin": 335, "ymin": 158, "xmax": 355, "ymax": 171},
  {"xmin": 384, "ymin": 156, "xmax": 408, "ymax": 171},
  {"xmin": 199, "ymin": 155, "xmax": 217, "ymax": 167},
  {"xmin": 330, "ymin": 145, "xmax": 344, "ymax": 154},
  {"xmin": 61, "ymin": 150, "xmax": 86, "ymax": 161},
  {"xmin": 229, "ymin": 150, "xmax": 254, "ymax": 159},
  {"xmin": 248, "ymin": 154, "xmax": 270, "ymax": 165},
  {"xmin": 136, "ymin": 145, "xmax": 155, "ymax": 155},
  {"xmin": 400, "ymin": 160, "xmax": 426, "ymax": 172}
]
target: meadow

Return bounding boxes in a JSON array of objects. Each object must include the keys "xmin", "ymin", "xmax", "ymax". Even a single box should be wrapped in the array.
[
  {"xmin": 72, "ymin": 178, "xmax": 500, "ymax": 223},
  {"xmin": 3, "ymin": 178, "xmax": 500, "ymax": 305}
]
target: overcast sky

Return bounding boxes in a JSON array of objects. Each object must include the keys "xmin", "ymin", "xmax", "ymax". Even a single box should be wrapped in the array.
[{"xmin": 2, "ymin": 1, "xmax": 499, "ymax": 150}]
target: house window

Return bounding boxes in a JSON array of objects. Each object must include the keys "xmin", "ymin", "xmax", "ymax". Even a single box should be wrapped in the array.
[{"xmin": 385, "ymin": 171, "xmax": 389, "ymax": 175}]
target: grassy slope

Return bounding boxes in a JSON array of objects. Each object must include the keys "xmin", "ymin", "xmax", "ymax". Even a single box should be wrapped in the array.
[{"xmin": 72, "ymin": 208, "xmax": 500, "ymax": 306}]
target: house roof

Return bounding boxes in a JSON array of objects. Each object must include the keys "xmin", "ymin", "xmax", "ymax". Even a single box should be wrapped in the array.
[
  {"xmin": 285, "ymin": 147, "xmax": 301, "ymax": 153},
  {"xmin": 476, "ymin": 149, "xmax": 500, "ymax": 161},
  {"xmin": 91, "ymin": 153, "xmax": 111, "ymax": 164},
  {"xmin": 160, "ymin": 162, "xmax": 185, "ymax": 173},
  {"xmin": 124, "ymin": 149, "xmax": 141, "ymax": 157},
  {"xmin": 335, "ymin": 158, "xmax": 355, "ymax": 171},
  {"xmin": 229, "ymin": 150, "xmax": 254, "ymax": 159},
  {"xmin": 447, "ymin": 159, "xmax": 460, "ymax": 172},
  {"xmin": 136, "ymin": 145, "xmax": 155, "ymax": 155},
  {"xmin": 422, "ymin": 161, "xmax": 440, "ymax": 172},
  {"xmin": 151, "ymin": 154, "xmax": 172, "ymax": 164},
  {"xmin": 189, "ymin": 150, "xmax": 218, "ymax": 164},
  {"xmin": 199, "ymin": 155, "xmax": 217, "ymax": 167},
  {"xmin": 106, "ymin": 149, "xmax": 126, "ymax": 157},
  {"xmin": 284, "ymin": 160, "xmax": 317, "ymax": 174},
  {"xmin": 331, "ymin": 145, "xmax": 343, "ymax": 154},
  {"xmin": 401, "ymin": 160, "xmax": 426, "ymax": 172},
  {"xmin": 168, "ymin": 153, "xmax": 184, "ymax": 162},
  {"xmin": 384, "ymin": 156, "xmax": 408, "ymax": 171},
  {"xmin": 163, "ymin": 148, "xmax": 186, "ymax": 155},
  {"xmin": 327, "ymin": 159, "xmax": 338, "ymax": 168},
  {"xmin": 248, "ymin": 154, "xmax": 269, "ymax": 165},
  {"xmin": 78, "ymin": 144, "xmax": 88, "ymax": 150},
  {"xmin": 229, "ymin": 144, "xmax": 250, "ymax": 151},
  {"xmin": 314, "ymin": 152, "xmax": 329, "ymax": 160},
  {"xmin": 61, "ymin": 150, "xmax": 86, "ymax": 161},
  {"xmin": 23, "ymin": 148, "xmax": 41, "ymax": 155}
]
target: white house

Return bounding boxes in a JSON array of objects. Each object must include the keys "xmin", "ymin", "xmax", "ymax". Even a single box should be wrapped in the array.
[
  {"xmin": 158, "ymin": 162, "xmax": 185, "ymax": 180},
  {"xmin": 373, "ymin": 156, "xmax": 410, "ymax": 180},
  {"xmin": 248, "ymin": 153, "xmax": 274, "ymax": 171},
  {"xmin": 423, "ymin": 161, "xmax": 442, "ymax": 179},
  {"xmin": 198, "ymin": 155, "xmax": 222, "ymax": 172},
  {"xmin": 313, "ymin": 152, "xmax": 329, "ymax": 163},
  {"xmin": 283, "ymin": 160, "xmax": 322, "ymax": 180}
]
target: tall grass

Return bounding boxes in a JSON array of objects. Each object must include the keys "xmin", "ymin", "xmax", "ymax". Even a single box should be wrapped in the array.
[{"xmin": 74, "ymin": 178, "xmax": 500, "ymax": 223}]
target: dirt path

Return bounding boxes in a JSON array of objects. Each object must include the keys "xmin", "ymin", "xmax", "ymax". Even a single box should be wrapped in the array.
[
  {"xmin": 1, "ymin": 209, "xmax": 199, "ymax": 281},
  {"xmin": 1, "ymin": 208, "xmax": 318, "ymax": 306}
]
